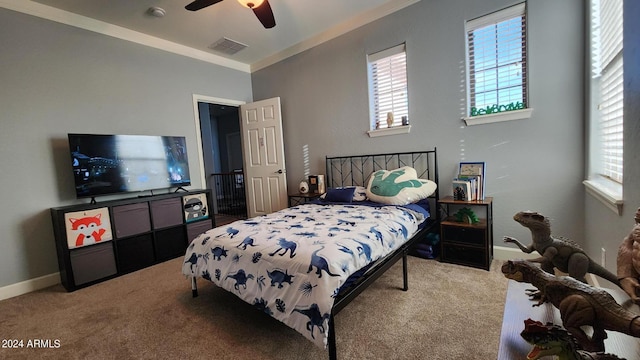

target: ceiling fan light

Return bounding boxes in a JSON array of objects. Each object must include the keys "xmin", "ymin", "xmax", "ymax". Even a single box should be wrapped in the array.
[
  {"xmin": 237, "ymin": 0, "xmax": 264, "ymax": 9},
  {"xmin": 147, "ymin": 6, "xmax": 166, "ymax": 18}
]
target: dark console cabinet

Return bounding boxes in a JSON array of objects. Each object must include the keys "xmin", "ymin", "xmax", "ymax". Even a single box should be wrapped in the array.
[{"xmin": 51, "ymin": 189, "xmax": 214, "ymax": 291}]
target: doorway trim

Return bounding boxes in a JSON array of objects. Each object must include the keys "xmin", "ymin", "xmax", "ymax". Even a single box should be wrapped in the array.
[{"xmin": 191, "ymin": 94, "xmax": 246, "ymax": 189}]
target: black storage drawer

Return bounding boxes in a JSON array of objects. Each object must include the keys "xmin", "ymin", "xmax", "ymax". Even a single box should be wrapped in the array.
[
  {"xmin": 441, "ymin": 225, "xmax": 485, "ymax": 246},
  {"xmin": 186, "ymin": 219, "xmax": 213, "ymax": 244},
  {"xmin": 70, "ymin": 242, "xmax": 117, "ymax": 286},
  {"xmin": 112, "ymin": 203, "xmax": 151, "ymax": 238},
  {"xmin": 150, "ymin": 198, "xmax": 183, "ymax": 229},
  {"xmin": 441, "ymin": 243, "xmax": 487, "ymax": 269},
  {"xmin": 116, "ymin": 234, "xmax": 155, "ymax": 274},
  {"xmin": 154, "ymin": 227, "xmax": 187, "ymax": 261}
]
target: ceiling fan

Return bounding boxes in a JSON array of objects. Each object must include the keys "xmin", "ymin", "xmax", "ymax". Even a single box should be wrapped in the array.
[{"xmin": 185, "ymin": 0, "xmax": 276, "ymax": 29}]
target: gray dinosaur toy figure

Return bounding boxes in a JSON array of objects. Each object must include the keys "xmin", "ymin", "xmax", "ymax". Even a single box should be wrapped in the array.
[
  {"xmin": 502, "ymin": 259, "xmax": 640, "ymax": 352},
  {"xmin": 616, "ymin": 207, "xmax": 640, "ymax": 304},
  {"xmin": 503, "ymin": 211, "xmax": 621, "ymax": 287}
]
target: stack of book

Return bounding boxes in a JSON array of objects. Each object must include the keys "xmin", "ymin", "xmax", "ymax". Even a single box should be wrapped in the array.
[{"xmin": 452, "ymin": 162, "xmax": 485, "ymax": 201}]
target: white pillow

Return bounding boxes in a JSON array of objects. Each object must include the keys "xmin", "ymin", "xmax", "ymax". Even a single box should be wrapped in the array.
[
  {"xmin": 365, "ymin": 166, "xmax": 437, "ymax": 205},
  {"xmin": 352, "ymin": 186, "xmax": 368, "ymax": 201}
]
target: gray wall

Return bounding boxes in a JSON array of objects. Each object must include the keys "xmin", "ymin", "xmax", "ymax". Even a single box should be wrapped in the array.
[
  {"xmin": 3, "ymin": 0, "xmax": 636, "ymax": 291},
  {"xmin": 252, "ymin": 0, "xmax": 586, "ymax": 264},
  {"xmin": 583, "ymin": 2, "xmax": 640, "ymax": 275},
  {"xmin": 0, "ymin": 8, "xmax": 252, "ymax": 288}
]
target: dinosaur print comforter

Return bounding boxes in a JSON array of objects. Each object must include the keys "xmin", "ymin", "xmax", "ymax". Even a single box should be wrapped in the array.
[{"xmin": 182, "ymin": 202, "xmax": 429, "ymax": 349}]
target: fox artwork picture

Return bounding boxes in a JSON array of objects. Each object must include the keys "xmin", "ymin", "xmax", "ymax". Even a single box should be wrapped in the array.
[{"xmin": 64, "ymin": 207, "xmax": 113, "ymax": 249}]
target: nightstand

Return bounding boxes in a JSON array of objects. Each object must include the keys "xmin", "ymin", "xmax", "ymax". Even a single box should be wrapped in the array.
[
  {"xmin": 439, "ymin": 196, "xmax": 493, "ymax": 270},
  {"xmin": 288, "ymin": 192, "xmax": 322, "ymax": 207}
]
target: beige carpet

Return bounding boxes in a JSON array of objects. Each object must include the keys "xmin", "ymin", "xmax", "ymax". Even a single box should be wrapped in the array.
[{"xmin": 0, "ymin": 256, "xmax": 508, "ymax": 360}]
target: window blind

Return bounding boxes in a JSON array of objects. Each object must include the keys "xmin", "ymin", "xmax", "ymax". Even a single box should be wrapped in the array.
[
  {"xmin": 592, "ymin": 0, "xmax": 623, "ymax": 183},
  {"xmin": 368, "ymin": 44, "xmax": 408, "ymax": 129},
  {"xmin": 466, "ymin": 3, "xmax": 527, "ymax": 116}
]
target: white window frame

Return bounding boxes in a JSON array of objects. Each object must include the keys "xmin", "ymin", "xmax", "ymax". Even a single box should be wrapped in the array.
[
  {"xmin": 463, "ymin": 3, "xmax": 532, "ymax": 126},
  {"xmin": 584, "ymin": 0, "xmax": 624, "ymax": 214},
  {"xmin": 367, "ymin": 43, "xmax": 411, "ymax": 137}
]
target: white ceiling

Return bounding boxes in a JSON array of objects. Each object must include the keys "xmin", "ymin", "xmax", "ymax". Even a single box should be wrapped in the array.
[{"xmin": 4, "ymin": 0, "xmax": 419, "ymax": 72}]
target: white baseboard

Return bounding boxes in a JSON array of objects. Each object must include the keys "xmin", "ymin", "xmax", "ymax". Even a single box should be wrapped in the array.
[{"xmin": 0, "ymin": 272, "xmax": 60, "ymax": 301}]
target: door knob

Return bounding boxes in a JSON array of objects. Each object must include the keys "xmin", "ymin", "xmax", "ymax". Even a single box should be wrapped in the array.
[{"xmin": 276, "ymin": 169, "xmax": 284, "ymax": 174}]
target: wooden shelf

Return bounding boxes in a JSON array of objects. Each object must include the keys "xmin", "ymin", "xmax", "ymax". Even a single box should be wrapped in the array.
[
  {"xmin": 439, "ymin": 195, "xmax": 493, "ymax": 205},
  {"xmin": 441, "ymin": 217, "xmax": 488, "ymax": 228}
]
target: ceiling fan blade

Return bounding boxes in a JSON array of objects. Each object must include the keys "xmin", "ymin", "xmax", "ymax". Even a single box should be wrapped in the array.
[
  {"xmin": 252, "ymin": 0, "xmax": 276, "ymax": 29},
  {"xmin": 185, "ymin": 0, "xmax": 224, "ymax": 11}
]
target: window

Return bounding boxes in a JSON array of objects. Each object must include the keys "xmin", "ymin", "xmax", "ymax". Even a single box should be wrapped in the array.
[
  {"xmin": 590, "ymin": 0, "xmax": 623, "ymax": 183},
  {"xmin": 585, "ymin": 0, "xmax": 623, "ymax": 213},
  {"xmin": 367, "ymin": 43, "xmax": 409, "ymax": 133},
  {"xmin": 464, "ymin": 3, "xmax": 531, "ymax": 125}
]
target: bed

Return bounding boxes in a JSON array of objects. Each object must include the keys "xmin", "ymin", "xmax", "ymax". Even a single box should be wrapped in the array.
[{"xmin": 182, "ymin": 149, "xmax": 440, "ymax": 359}]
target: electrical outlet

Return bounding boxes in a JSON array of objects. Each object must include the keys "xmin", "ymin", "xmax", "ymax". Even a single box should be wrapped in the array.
[{"xmin": 601, "ymin": 247, "xmax": 606, "ymax": 267}]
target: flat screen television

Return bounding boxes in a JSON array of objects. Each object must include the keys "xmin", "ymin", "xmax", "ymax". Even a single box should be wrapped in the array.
[{"xmin": 68, "ymin": 133, "xmax": 191, "ymax": 198}]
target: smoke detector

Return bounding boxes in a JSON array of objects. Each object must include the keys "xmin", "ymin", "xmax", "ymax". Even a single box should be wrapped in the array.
[{"xmin": 147, "ymin": 6, "xmax": 166, "ymax": 18}]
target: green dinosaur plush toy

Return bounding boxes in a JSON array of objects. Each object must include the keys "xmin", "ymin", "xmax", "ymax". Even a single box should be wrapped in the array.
[{"xmin": 365, "ymin": 166, "xmax": 437, "ymax": 205}]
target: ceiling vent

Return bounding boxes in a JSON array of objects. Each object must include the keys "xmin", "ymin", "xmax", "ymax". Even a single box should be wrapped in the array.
[{"xmin": 208, "ymin": 37, "xmax": 248, "ymax": 55}]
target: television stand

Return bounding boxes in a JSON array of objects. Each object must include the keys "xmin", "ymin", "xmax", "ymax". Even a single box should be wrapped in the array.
[
  {"xmin": 174, "ymin": 186, "xmax": 189, "ymax": 193},
  {"xmin": 51, "ymin": 189, "xmax": 215, "ymax": 291},
  {"xmin": 89, "ymin": 197, "xmax": 97, "ymax": 205}
]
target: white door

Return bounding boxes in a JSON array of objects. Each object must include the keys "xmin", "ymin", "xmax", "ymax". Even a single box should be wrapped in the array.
[{"xmin": 240, "ymin": 97, "xmax": 288, "ymax": 217}]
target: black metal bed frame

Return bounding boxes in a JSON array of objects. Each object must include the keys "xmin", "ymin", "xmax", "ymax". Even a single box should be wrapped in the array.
[
  {"xmin": 189, "ymin": 149, "xmax": 439, "ymax": 359},
  {"xmin": 324, "ymin": 148, "xmax": 440, "ymax": 360}
]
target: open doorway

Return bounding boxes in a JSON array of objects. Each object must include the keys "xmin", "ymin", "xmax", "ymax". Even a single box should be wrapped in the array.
[{"xmin": 195, "ymin": 98, "xmax": 248, "ymax": 225}]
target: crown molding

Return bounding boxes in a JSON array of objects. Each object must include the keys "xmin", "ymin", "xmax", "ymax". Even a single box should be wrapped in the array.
[
  {"xmin": 250, "ymin": 0, "xmax": 421, "ymax": 72},
  {"xmin": 0, "ymin": 0, "xmax": 251, "ymax": 73},
  {"xmin": 2, "ymin": 0, "xmax": 420, "ymax": 74}
]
